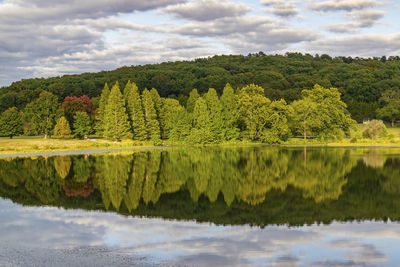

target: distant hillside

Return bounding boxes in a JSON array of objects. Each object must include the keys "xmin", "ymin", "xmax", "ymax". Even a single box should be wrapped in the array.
[{"xmin": 1, "ymin": 52, "xmax": 400, "ymax": 121}]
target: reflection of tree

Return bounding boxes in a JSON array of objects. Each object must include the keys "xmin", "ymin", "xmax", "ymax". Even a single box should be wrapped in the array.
[
  {"xmin": 142, "ymin": 152, "xmax": 161, "ymax": 204},
  {"xmin": 3, "ymin": 148, "xmax": 400, "ymax": 226},
  {"xmin": 63, "ymin": 177, "xmax": 94, "ymax": 198},
  {"xmin": 54, "ymin": 156, "xmax": 71, "ymax": 179},
  {"xmin": 0, "ymin": 158, "xmax": 28, "ymax": 187},
  {"xmin": 291, "ymin": 148, "xmax": 356, "ymax": 202},
  {"xmin": 100, "ymin": 154, "xmax": 132, "ymax": 211},
  {"xmin": 72, "ymin": 156, "xmax": 91, "ymax": 182},
  {"xmin": 24, "ymin": 157, "xmax": 64, "ymax": 204},
  {"xmin": 124, "ymin": 152, "xmax": 146, "ymax": 212}
]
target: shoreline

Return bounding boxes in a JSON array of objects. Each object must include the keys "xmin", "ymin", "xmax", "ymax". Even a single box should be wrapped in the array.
[{"xmin": 1, "ymin": 142, "xmax": 400, "ymax": 157}]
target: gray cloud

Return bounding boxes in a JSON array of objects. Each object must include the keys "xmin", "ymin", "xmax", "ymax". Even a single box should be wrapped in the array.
[
  {"xmin": 305, "ymin": 33, "xmax": 400, "ymax": 56},
  {"xmin": 325, "ymin": 9, "xmax": 385, "ymax": 33},
  {"xmin": 261, "ymin": 0, "xmax": 299, "ymax": 17},
  {"xmin": 308, "ymin": 0, "xmax": 381, "ymax": 12},
  {"xmin": 163, "ymin": 0, "xmax": 251, "ymax": 21}
]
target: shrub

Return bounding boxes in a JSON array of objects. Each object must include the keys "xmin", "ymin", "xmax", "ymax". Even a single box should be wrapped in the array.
[{"xmin": 362, "ymin": 120, "xmax": 387, "ymax": 139}]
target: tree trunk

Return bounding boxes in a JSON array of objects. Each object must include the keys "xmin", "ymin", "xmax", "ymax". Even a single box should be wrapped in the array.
[
  {"xmin": 392, "ymin": 120, "xmax": 395, "ymax": 127},
  {"xmin": 9, "ymin": 135, "xmax": 13, "ymax": 139},
  {"xmin": 304, "ymin": 127, "xmax": 307, "ymax": 140}
]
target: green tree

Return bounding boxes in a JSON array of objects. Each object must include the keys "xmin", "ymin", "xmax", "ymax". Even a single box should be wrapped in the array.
[
  {"xmin": 53, "ymin": 116, "xmax": 71, "ymax": 139},
  {"xmin": 73, "ymin": 111, "xmax": 91, "ymax": 139},
  {"xmin": 204, "ymin": 88, "xmax": 223, "ymax": 142},
  {"xmin": 0, "ymin": 107, "xmax": 23, "ymax": 138},
  {"xmin": 291, "ymin": 84, "xmax": 355, "ymax": 140},
  {"xmin": 169, "ymin": 107, "xmax": 192, "ymax": 142},
  {"xmin": 221, "ymin": 83, "xmax": 239, "ymax": 141},
  {"xmin": 377, "ymin": 90, "xmax": 400, "ymax": 127},
  {"xmin": 95, "ymin": 83, "xmax": 110, "ymax": 136},
  {"xmin": 159, "ymin": 98, "xmax": 182, "ymax": 139},
  {"xmin": 189, "ymin": 97, "xmax": 213, "ymax": 144},
  {"xmin": 124, "ymin": 81, "xmax": 147, "ymax": 140},
  {"xmin": 238, "ymin": 84, "xmax": 272, "ymax": 140},
  {"xmin": 186, "ymin": 89, "xmax": 200, "ymax": 113},
  {"xmin": 24, "ymin": 91, "xmax": 60, "ymax": 138},
  {"xmin": 104, "ymin": 82, "xmax": 132, "ymax": 140},
  {"xmin": 142, "ymin": 89, "xmax": 161, "ymax": 142}
]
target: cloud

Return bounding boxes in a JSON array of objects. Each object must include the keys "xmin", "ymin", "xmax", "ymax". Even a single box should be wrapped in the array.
[
  {"xmin": 163, "ymin": 0, "xmax": 251, "ymax": 21},
  {"xmin": 305, "ymin": 33, "xmax": 400, "ymax": 56},
  {"xmin": 308, "ymin": 0, "xmax": 381, "ymax": 12},
  {"xmin": 261, "ymin": 0, "xmax": 299, "ymax": 17},
  {"xmin": 325, "ymin": 9, "xmax": 385, "ymax": 33}
]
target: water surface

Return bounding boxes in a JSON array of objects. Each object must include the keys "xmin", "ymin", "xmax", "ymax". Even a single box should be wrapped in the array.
[{"xmin": 1, "ymin": 146, "xmax": 400, "ymax": 266}]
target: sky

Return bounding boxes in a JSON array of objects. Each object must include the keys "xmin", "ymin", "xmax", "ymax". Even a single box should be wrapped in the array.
[{"xmin": 0, "ymin": 0, "xmax": 399, "ymax": 86}]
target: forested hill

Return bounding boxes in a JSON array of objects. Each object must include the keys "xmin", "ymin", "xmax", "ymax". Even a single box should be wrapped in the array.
[{"xmin": 1, "ymin": 52, "xmax": 400, "ymax": 121}]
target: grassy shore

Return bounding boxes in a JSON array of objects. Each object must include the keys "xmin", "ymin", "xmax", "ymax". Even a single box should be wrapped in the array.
[
  {"xmin": 1, "ymin": 124, "xmax": 400, "ymax": 154},
  {"xmin": 0, "ymin": 137, "xmax": 156, "ymax": 154}
]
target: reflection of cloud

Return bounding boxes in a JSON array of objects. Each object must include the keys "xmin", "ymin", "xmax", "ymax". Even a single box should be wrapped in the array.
[{"xmin": 0, "ymin": 199, "xmax": 398, "ymax": 266}]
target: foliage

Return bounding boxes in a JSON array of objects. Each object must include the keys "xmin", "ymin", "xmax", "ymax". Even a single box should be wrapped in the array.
[
  {"xmin": 104, "ymin": 82, "xmax": 132, "ymax": 141},
  {"xmin": 54, "ymin": 116, "xmax": 71, "ymax": 139},
  {"xmin": 73, "ymin": 112, "xmax": 91, "ymax": 139},
  {"xmin": 142, "ymin": 89, "xmax": 161, "ymax": 142},
  {"xmin": 0, "ymin": 107, "xmax": 24, "ymax": 138},
  {"xmin": 24, "ymin": 91, "xmax": 60, "ymax": 138},
  {"xmin": 362, "ymin": 120, "xmax": 388, "ymax": 139},
  {"xmin": 290, "ymin": 84, "xmax": 356, "ymax": 140},
  {"xmin": 61, "ymin": 95, "xmax": 93, "ymax": 125},
  {"xmin": 95, "ymin": 83, "xmax": 110, "ymax": 136},
  {"xmin": 188, "ymin": 97, "xmax": 213, "ymax": 144},
  {"xmin": 377, "ymin": 90, "xmax": 400, "ymax": 127},
  {"xmin": 124, "ymin": 81, "xmax": 147, "ymax": 141}
]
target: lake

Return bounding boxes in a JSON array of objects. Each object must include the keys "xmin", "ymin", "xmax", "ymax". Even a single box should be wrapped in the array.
[{"xmin": 1, "ymin": 146, "xmax": 400, "ymax": 266}]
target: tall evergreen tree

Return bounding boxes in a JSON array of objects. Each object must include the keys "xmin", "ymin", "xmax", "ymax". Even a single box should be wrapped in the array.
[
  {"xmin": 169, "ymin": 107, "xmax": 192, "ymax": 141},
  {"xmin": 159, "ymin": 98, "xmax": 182, "ymax": 139},
  {"xmin": 189, "ymin": 97, "xmax": 212, "ymax": 144},
  {"xmin": 124, "ymin": 81, "xmax": 147, "ymax": 140},
  {"xmin": 0, "ymin": 107, "xmax": 23, "ymax": 138},
  {"xmin": 142, "ymin": 89, "xmax": 161, "ymax": 141},
  {"xmin": 95, "ymin": 83, "xmax": 110, "ymax": 136},
  {"xmin": 54, "ymin": 116, "xmax": 71, "ymax": 139},
  {"xmin": 104, "ymin": 82, "xmax": 132, "ymax": 141},
  {"xmin": 204, "ymin": 88, "xmax": 223, "ymax": 142},
  {"xmin": 221, "ymin": 83, "xmax": 239, "ymax": 140},
  {"xmin": 186, "ymin": 89, "xmax": 200, "ymax": 113}
]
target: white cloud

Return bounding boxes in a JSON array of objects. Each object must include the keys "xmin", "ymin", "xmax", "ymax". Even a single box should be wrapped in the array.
[
  {"xmin": 308, "ymin": 0, "xmax": 381, "ymax": 12},
  {"xmin": 163, "ymin": 0, "xmax": 252, "ymax": 21},
  {"xmin": 261, "ymin": 0, "xmax": 299, "ymax": 17}
]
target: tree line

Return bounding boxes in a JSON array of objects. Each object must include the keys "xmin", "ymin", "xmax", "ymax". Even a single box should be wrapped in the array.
[
  {"xmin": 0, "ymin": 80, "xmax": 357, "ymax": 143},
  {"xmin": 1, "ymin": 53, "xmax": 400, "ymax": 122}
]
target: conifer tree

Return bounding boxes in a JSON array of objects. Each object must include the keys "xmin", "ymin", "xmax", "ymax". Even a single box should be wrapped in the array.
[
  {"xmin": 150, "ymin": 88, "xmax": 162, "ymax": 117},
  {"xmin": 169, "ymin": 107, "xmax": 192, "ymax": 141},
  {"xmin": 186, "ymin": 89, "xmax": 200, "ymax": 113},
  {"xmin": 142, "ymin": 89, "xmax": 161, "ymax": 142},
  {"xmin": 124, "ymin": 81, "xmax": 147, "ymax": 140},
  {"xmin": 204, "ymin": 88, "xmax": 223, "ymax": 142},
  {"xmin": 221, "ymin": 83, "xmax": 239, "ymax": 140},
  {"xmin": 95, "ymin": 83, "xmax": 110, "ymax": 136},
  {"xmin": 159, "ymin": 98, "xmax": 182, "ymax": 139},
  {"xmin": 54, "ymin": 116, "xmax": 71, "ymax": 139},
  {"xmin": 189, "ymin": 97, "xmax": 212, "ymax": 144},
  {"xmin": 104, "ymin": 82, "xmax": 132, "ymax": 141}
]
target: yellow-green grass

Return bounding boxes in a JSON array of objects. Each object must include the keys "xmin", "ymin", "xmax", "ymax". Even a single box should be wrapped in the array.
[{"xmin": 0, "ymin": 137, "xmax": 155, "ymax": 154}]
